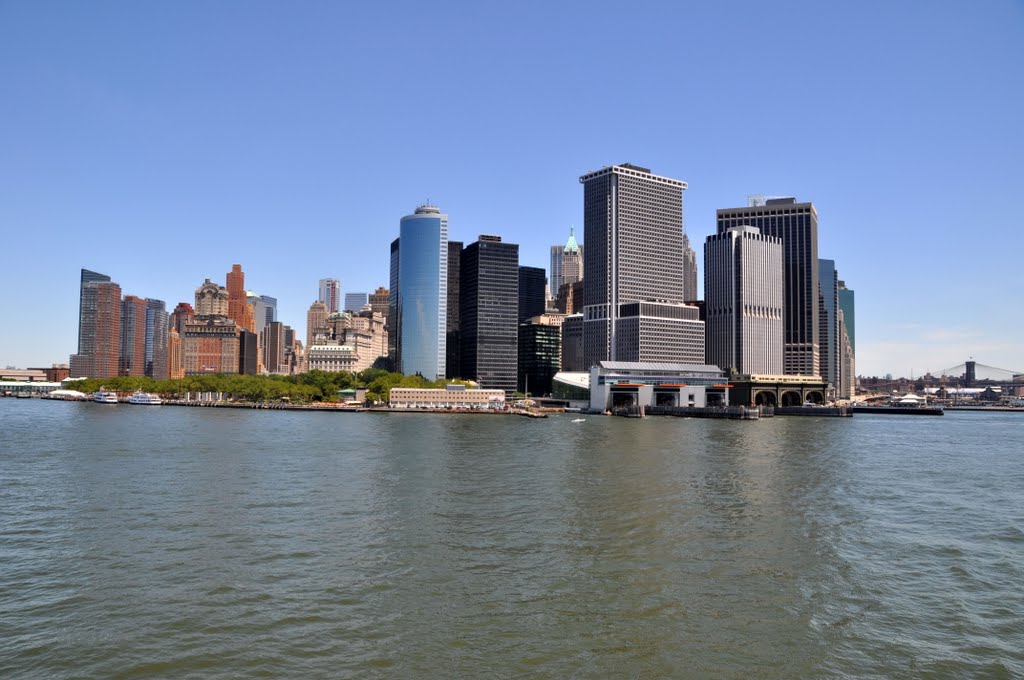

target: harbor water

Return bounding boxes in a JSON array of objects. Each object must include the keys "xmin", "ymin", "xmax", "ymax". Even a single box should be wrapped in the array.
[{"xmin": 1, "ymin": 399, "xmax": 1021, "ymax": 678}]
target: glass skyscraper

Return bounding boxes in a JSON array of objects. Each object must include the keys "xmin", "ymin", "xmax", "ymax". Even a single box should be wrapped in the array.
[{"xmin": 396, "ymin": 205, "xmax": 448, "ymax": 379}]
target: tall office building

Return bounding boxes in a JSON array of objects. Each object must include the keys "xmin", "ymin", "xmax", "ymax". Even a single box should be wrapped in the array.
[
  {"xmin": 580, "ymin": 163, "xmax": 702, "ymax": 366},
  {"xmin": 704, "ymin": 226, "xmax": 783, "ymax": 375},
  {"xmin": 77, "ymin": 269, "xmax": 111, "ymax": 354},
  {"xmin": 388, "ymin": 238, "xmax": 401, "ymax": 369},
  {"xmin": 319, "ymin": 278, "xmax": 341, "ymax": 313},
  {"xmin": 306, "ymin": 301, "xmax": 328, "ymax": 351},
  {"xmin": 838, "ymin": 280, "xmax": 855, "ymax": 354},
  {"xmin": 518, "ymin": 266, "xmax": 546, "ymax": 322},
  {"xmin": 518, "ymin": 314, "xmax": 563, "ymax": 395},
  {"xmin": 395, "ymin": 205, "xmax": 448, "ymax": 379},
  {"xmin": 446, "ymin": 241, "xmax": 462, "ymax": 379},
  {"xmin": 261, "ymin": 295, "xmax": 277, "ymax": 325},
  {"xmin": 119, "ymin": 295, "xmax": 148, "ymax": 377},
  {"xmin": 717, "ymin": 197, "xmax": 820, "ymax": 376},
  {"xmin": 70, "ymin": 271, "xmax": 121, "ymax": 378},
  {"xmin": 227, "ymin": 264, "xmax": 255, "ymax": 331},
  {"xmin": 682, "ymin": 234, "xmax": 698, "ymax": 302},
  {"xmin": 819, "ymin": 259, "xmax": 839, "ymax": 390},
  {"xmin": 144, "ymin": 298, "xmax": 169, "ymax": 380},
  {"xmin": 460, "ymin": 235, "xmax": 519, "ymax": 392},
  {"xmin": 168, "ymin": 329, "xmax": 183, "ymax": 379},
  {"xmin": 344, "ymin": 292, "xmax": 369, "ymax": 312},
  {"xmin": 550, "ymin": 226, "xmax": 583, "ymax": 295},
  {"xmin": 262, "ymin": 321, "xmax": 286, "ymax": 374}
]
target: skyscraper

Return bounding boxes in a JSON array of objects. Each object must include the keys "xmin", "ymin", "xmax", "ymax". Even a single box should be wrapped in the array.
[
  {"xmin": 550, "ymin": 225, "xmax": 583, "ymax": 295},
  {"xmin": 260, "ymin": 295, "xmax": 277, "ymax": 325},
  {"xmin": 344, "ymin": 292, "xmax": 369, "ymax": 312},
  {"xmin": 446, "ymin": 241, "xmax": 462, "ymax": 379},
  {"xmin": 227, "ymin": 264, "xmax": 255, "ymax": 331},
  {"xmin": 144, "ymin": 298, "xmax": 169, "ymax": 380},
  {"xmin": 518, "ymin": 316, "xmax": 562, "ymax": 395},
  {"xmin": 396, "ymin": 205, "xmax": 448, "ymax": 379},
  {"xmin": 704, "ymin": 226, "xmax": 784, "ymax": 375},
  {"xmin": 460, "ymin": 235, "xmax": 519, "ymax": 392},
  {"xmin": 388, "ymin": 238, "xmax": 401, "ymax": 369},
  {"xmin": 518, "ymin": 266, "xmax": 546, "ymax": 322},
  {"xmin": 580, "ymin": 163, "xmax": 702, "ymax": 366},
  {"xmin": 77, "ymin": 269, "xmax": 110, "ymax": 353},
  {"xmin": 70, "ymin": 271, "xmax": 121, "ymax": 379},
  {"xmin": 838, "ymin": 280, "xmax": 855, "ymax": 354},
  {"xmin": 818, "ymin": 259, "xmax": 839, "ymax": 390},
  {"xmin": 682, "ymin": 233, "xmax": 698, "ymax": 302},
  {"xmin": 306, "ymin": 301, "xmax": 328, "ymax": 351},
  {"xmin": 717, "ymin": 197, "xmax": 820, "ymax": 376},
  {"xmin": 120, "ymin": 295, "xmax": 148, "ymax": 377},
  {"xmin": 319, "ymin": 278, "xmax": 341, "ymax": 313}
]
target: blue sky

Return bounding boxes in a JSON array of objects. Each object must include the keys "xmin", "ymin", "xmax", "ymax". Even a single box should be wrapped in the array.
[{"xmin": 2, "ymin": 0, "xmax": 1022, "ymax": 377}]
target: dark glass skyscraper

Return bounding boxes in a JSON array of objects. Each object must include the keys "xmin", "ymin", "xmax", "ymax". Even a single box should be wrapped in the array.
[
  {"xmin": 717, "ymin": 198, "xmax": 820, "ymax": 377},
  {"xmin": 446, "ymin": 241, "xmax": 462, "ymax": 379},
  {"xmin": 518, "ymin": 266, "xmax": 546, "ymax": 322},
  {"xmin": 518, "ymin": 322, "xmax": 561, "ymax": 395},
  {"xmin": 460, "ymin": 235, "xmax": 519, "ymax": 392}
]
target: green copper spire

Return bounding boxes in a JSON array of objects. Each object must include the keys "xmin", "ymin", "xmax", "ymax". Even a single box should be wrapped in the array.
[{"xmin": 563, "ymin": 225, "xmax": 580, "ymax": 253}]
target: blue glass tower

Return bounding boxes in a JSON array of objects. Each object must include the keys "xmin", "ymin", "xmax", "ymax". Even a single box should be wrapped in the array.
[{"xmin": 397, "ymin": 205, "xmax": 448, "ymax": 379}]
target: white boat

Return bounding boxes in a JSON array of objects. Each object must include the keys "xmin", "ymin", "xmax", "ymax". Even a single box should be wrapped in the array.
[
  {"xmin": 127, "ymin": 390, "xmax": 162, "ymax": 405},
  {"xmin": 92, "ymin": 388, "xmax": 119, "ymax": 403},
  {"xmin": 571, "ymin": 418, "xmax": 586, "ymax": 423}
]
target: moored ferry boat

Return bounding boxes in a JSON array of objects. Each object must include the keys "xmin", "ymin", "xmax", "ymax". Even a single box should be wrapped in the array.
[
  {"xmin": 92, "ymin": 388, "xmax": 119, "ymax": 404},
  {"xmin": 127, "ymin": 390, "xmax": 162, "ymax": 405}
]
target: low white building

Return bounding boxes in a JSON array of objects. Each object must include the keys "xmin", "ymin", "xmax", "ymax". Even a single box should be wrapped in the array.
[{"xmin": 389, "ymin": 384, "xmax": 506, "ymax": 410}]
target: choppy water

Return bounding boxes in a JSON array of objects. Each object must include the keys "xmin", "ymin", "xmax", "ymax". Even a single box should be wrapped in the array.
[{"xmin": 1, "ymin": 399, "xmax": 1021, "ymax": 678}]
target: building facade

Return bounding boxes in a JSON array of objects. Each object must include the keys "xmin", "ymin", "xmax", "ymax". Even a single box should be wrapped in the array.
[
  {"xmin": 460, "ymin": 235, "xmax": 519, "ymax": 392},
  {"xmin": 306, "ymin": 301, "xmax": 328, "ymax": 353},
  {"xmin": 704, "ymin": 225, "xmax": 784, "ymax": 375},
  {"xmin": 446, "ymin": 241, "xmax": 462, "ymax": 379},
  {"xmin": 226, "ymin": 264, "xmax": 255, "ymax": 332},
  {"xmin": 396, "ymin": 205, "xmax": 448, "ymax": 379},
  {"xmin": 518, "ymin": 266, "xmax": 546, "ymax": 322},
  {"xmin": 580, "ymin": 163, "xmax": 690, "ymax": 368},
  {"xmin": 518, "ymin": 317, "xmax": 562, "ymax": 395},
  {"xmin": 144, "ymin": 298, "xmax": 169, "ymax": 380},
  {"xmin": 319, "ymin": 278, "xmax": 341, "ymax": 313},
  {"xmin": 344, "ymin": 292, "xmax": 369, "ymax": 312},
  {"xmin": 70, "ymin": 272, "xmax": 121, "ymax": 379},
  {"xmin": 682, "ymin": 233, "xmax": 698, "ymax": 302},
  {"xmin": 119, "ymin": 295, "xmax": 148, "ymax": 377},
  {"xmin": 182, "ymin": 279, "xmax": 240, "ymax": 375},
  {"xmin": 717, "ymin": 198, "xmax": 820, "ymax": 376}
]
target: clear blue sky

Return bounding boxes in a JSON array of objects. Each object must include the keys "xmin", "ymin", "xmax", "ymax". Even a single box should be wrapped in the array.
[{"xmin": 2, "ymin": 0, "xmax": 1022, "ymax": 377}]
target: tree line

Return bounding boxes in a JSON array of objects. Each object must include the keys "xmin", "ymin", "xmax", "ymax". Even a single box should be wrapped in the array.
[{"xmin": 72, "ymin": 369, "xmax": 468, "ymax": 404}]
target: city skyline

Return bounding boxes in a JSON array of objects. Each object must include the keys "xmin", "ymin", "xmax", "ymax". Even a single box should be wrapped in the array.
[{"xmin": 1, "ymin": 2, "xmax": 1022, "ymax": 376}]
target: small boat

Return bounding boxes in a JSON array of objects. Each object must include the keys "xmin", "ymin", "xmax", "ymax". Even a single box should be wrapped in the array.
[
  {"xmin": 127, "ymin": 390, "xmax": 162, "ymax": 406},
  {"xmin": 92, "ymin": 388, "xmax": 119, "ymax": 404},
  {"xmin": 571, "ymin": 418, "xmax": 586, "ymax": 423}
]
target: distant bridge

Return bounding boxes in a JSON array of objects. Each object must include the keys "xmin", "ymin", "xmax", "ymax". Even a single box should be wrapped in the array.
[{"xmin": 932, "ymin": 361, "xmax": 1022, "ymax": 381}]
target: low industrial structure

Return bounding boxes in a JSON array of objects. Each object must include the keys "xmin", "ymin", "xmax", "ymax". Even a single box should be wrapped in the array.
[{"xmin": 587, "ymin": 361, "xmax": 730, "ymax": 413}]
